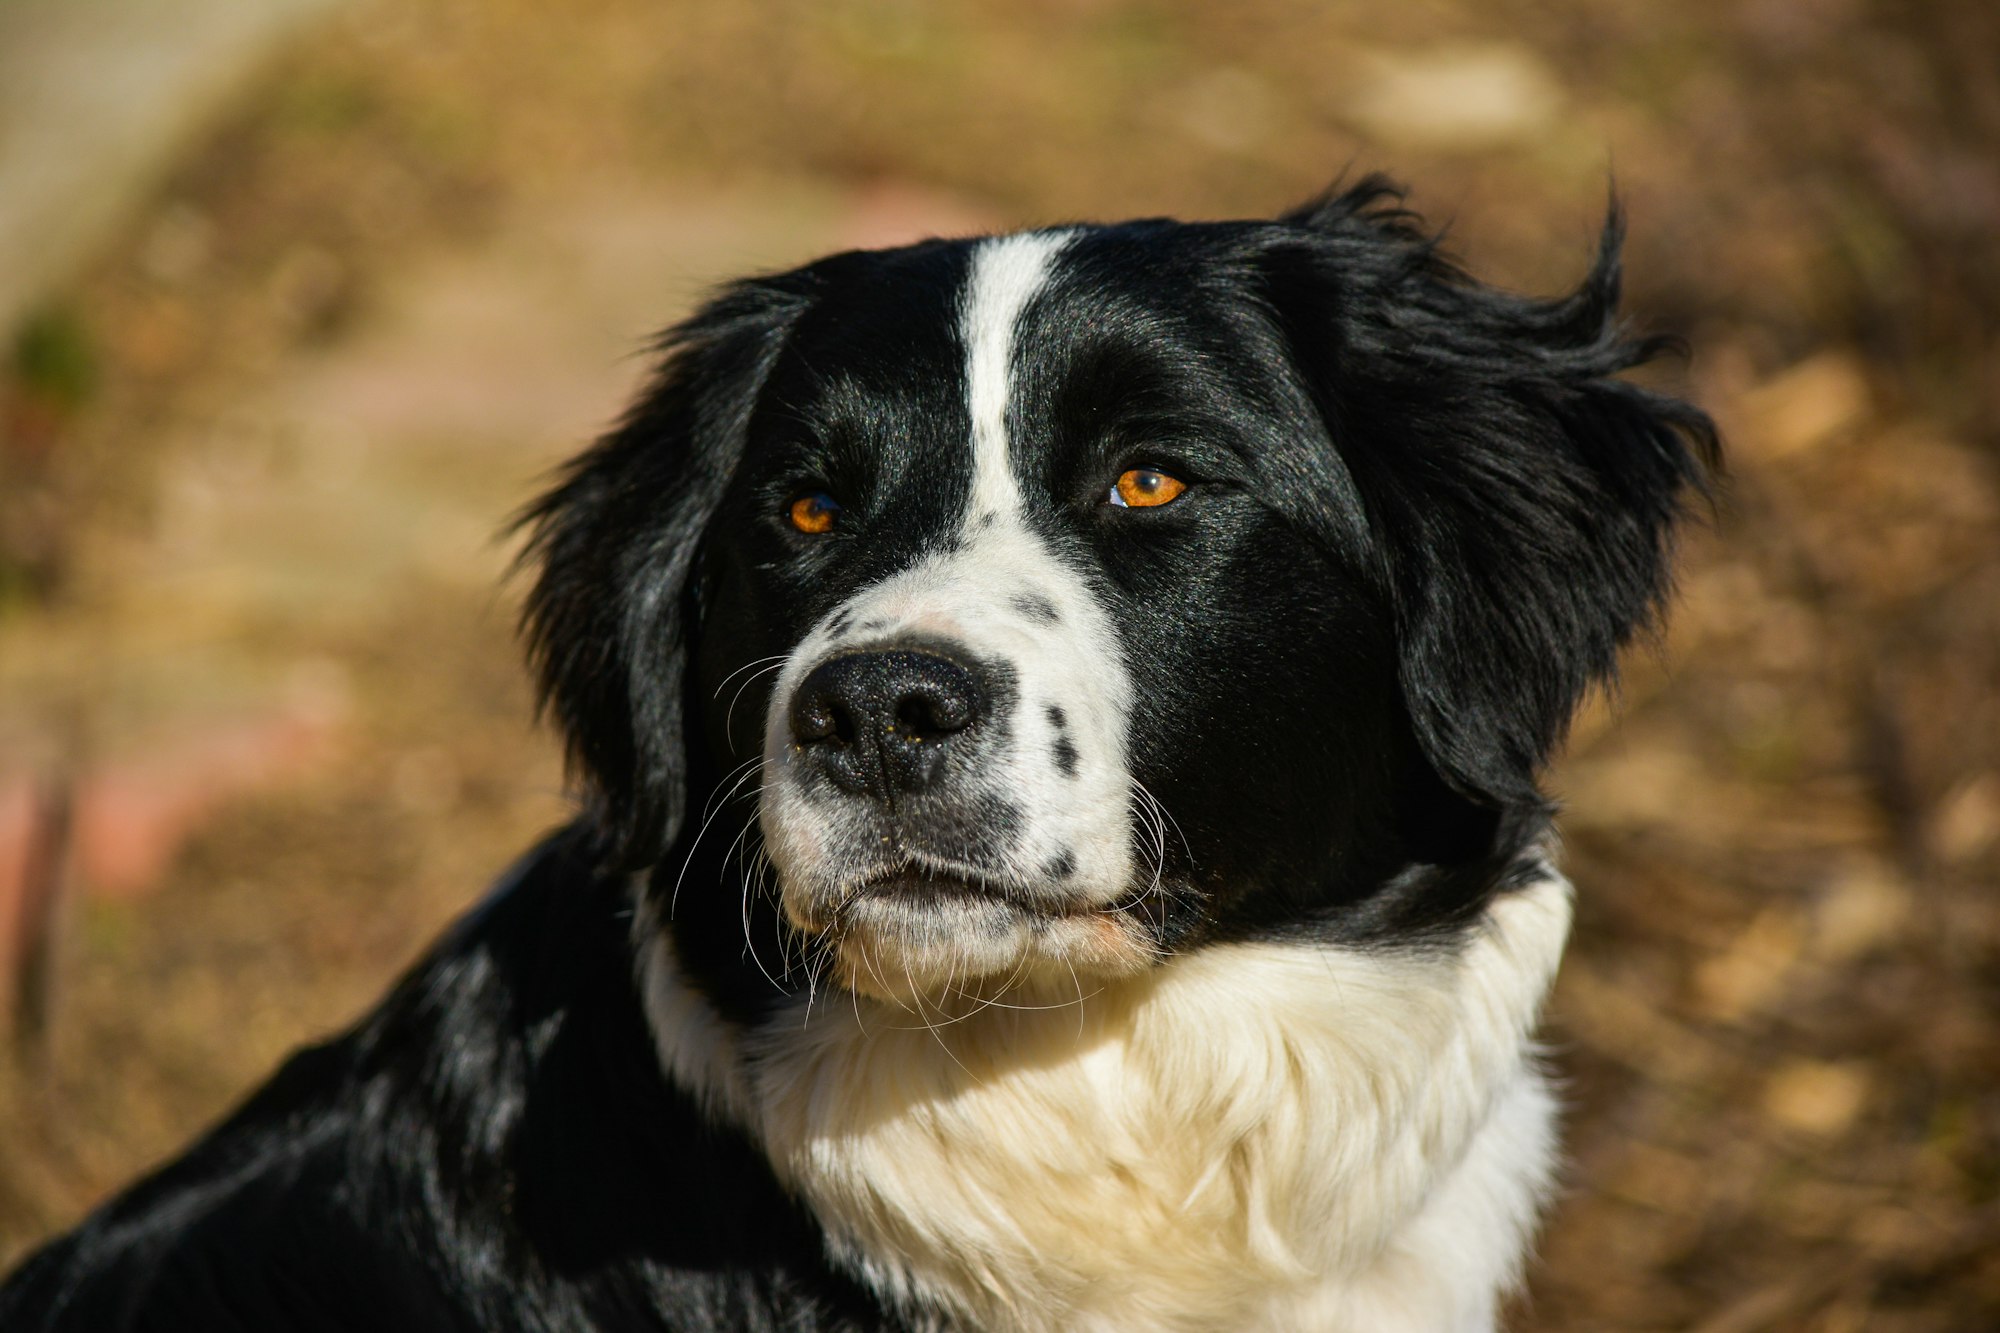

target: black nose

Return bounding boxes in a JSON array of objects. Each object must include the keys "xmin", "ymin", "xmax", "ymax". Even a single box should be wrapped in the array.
[{"xmin": 789, "ymin": 649, "xmax": 985, "ymax": 801}]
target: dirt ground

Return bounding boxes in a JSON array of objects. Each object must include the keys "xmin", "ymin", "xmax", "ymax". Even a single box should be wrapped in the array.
[{"xmin": 2, "ymin": 1, "xmax": 1996, "ymax": 1328}]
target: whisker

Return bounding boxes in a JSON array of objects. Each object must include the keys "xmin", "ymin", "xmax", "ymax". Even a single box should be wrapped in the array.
[
  {"xmin": 899, "ymin": 956, "xmax": 976, "ymax": 1080},
  {"xmin": 847, "ymin": 945, "xmax": 873, "ymax": 1035},
  {"xmin": 963, "ymin": 986, "xmax": 1105, "ymax": 1013},
  {"xmin": 1134, "ymin": 776, "xmax": 1194, "ymax": 864},
  {"xmin": 729, "ymin": 800, "xmax": 792, "ymax": 995},
  {"xmin": 672, "ymin": 759, "xmax": 765, "ymax": 918},
  {"xmin": 858, "ymin": 939, "xmax": 915, "ymax": 1017},
  {"xmin": 711, "ymin": 654, "xmax": 790, "ymax": 701},
  {"xmin": 912, "ymin": 946, "xmax": 1038, "ymax": 1029},
  {"xmin": 725, "ymin": 659, "xmax": 791, "ymax": 751},
  {"xmin": 749, "ymin": 842, "xmax": 802, "ymax": 984},
  {"xmin": 800, "ymin": 935, "xmax": 838, "ymax": 1027},
  {"xmin": 699, "ymin": 754, "xmax": 764, "ymax": 825},
  {"xmin": 1118, "ymin": 778, "xmax": 1199, "ymax": 954},
  {"xmin": 1061, "ymin": 952, "xmax": 1089, "ymax": 1042}
]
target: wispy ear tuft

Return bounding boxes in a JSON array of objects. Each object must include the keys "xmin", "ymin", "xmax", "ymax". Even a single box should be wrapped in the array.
[
  {"xmin": 1280, "ymin": 172, "xmax": 1433, "ymax": 247},
  {"xmin": 515, "ymin": 279, "xmax": 807, "ymax": 866},
  {"xmin": 1263, "ymin": 183, "xmax": 1720, "ymax": 811}
]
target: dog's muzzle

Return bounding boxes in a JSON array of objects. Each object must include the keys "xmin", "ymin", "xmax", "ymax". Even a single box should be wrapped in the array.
[{"xmin": 761, "ymin": 624, "xmax": 1150, "ymax": 1001}]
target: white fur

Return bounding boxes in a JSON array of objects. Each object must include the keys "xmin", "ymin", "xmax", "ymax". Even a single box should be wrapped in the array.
[
  {"xmin": 636, "ymin": 868, "xmax": 1572, "ymax": 1332},
  {"xmin": 760, "ymin": 231, "xmax": 1139, "ymax": 987},
  {"xmin": 962, "ymin": 231, "xmax": 1070, "ymax": 523}
]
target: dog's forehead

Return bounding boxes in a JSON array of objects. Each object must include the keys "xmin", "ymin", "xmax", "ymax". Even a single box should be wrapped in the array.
[
  {"xmin": 760, "ymin": 224, "xmax": 1262, "ymax": 471},
  {"xmin": 781, "ymin": 239, "xmax": 972, "ymax": 373}
]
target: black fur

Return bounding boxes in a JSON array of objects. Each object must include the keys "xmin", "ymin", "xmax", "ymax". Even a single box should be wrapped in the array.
[
  {"xmin": 0, "ymin": 829, "xmax": 894, "ymax": 1331},
  {"xmin": 0, "ymin": 178, "xmax": 1715, "ymax": 1330}
]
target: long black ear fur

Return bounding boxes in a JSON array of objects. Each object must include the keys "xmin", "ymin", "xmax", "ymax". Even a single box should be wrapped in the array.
[
  {"xmin": 516, "ymin": 280, "xmax": 807, "ymax": 865},
  {"xmin": 1267, "ymin": 177, "xmax": 1720, "ymax": 811}
]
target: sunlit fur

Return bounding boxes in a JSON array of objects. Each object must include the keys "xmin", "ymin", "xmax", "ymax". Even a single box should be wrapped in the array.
[
  {"xmin": 0, "ymin": 178, "xmax": 1715, "ymax": 1333},
  {"xmin": 640, "ymin": 870, "xmax": 1570, "ymax": 1332}
]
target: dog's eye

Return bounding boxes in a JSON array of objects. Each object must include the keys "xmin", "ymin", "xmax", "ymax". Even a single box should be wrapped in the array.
[
  {"xmin": 1106, "ymin": 468, "xmax": 1187, "ymax": 510},
  {"xmin": 787, "ymin": 492, "xmax": 842, "ymax": 535}
]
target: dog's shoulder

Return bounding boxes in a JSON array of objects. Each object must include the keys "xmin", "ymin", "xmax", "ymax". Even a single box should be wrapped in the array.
[{"xmin": 0, "ymin": 827, "xmax": 898, "ymax": 1333}]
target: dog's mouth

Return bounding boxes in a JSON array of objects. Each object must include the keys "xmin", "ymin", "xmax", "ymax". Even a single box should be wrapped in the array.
[
  {"xmin": 781, "ymin": 858, "xmax": 1159, "ymax": 1003},
  {"xmin": 849, "ymin": 861, "xmax": 1079, "ymax": 915},
  {"xmin": 790, "ymin": 859, "xmax": 1110, "ymax": 939}
]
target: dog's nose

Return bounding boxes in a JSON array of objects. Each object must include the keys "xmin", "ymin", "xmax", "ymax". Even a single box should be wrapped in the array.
[{"xmin": 789, "ymin": 649, "xmax": 985, "ymax": 801}]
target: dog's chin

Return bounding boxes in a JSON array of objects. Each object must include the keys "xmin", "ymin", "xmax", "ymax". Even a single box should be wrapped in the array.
[{"xmin": 783, "ymin": 868, "xmax": 1159, "ymax": 1006}]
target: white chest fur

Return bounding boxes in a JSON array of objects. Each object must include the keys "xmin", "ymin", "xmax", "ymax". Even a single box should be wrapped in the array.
[{"xmin": 639, "ymin": 873, "xmax": 1572, "ymax": 1332}]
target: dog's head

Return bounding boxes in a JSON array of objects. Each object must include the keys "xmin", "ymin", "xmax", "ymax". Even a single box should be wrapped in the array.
[{"xmin": 521, "ymin": 179, "xmax": 1715, "ymax": 1005}]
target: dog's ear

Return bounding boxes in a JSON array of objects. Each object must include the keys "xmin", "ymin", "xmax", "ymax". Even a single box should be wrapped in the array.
[
  {"xmin": 1264, "ymin": 177, "xmax": 1720, "ymax": 811},
  {"xmin": 517, "ymin": 278, "xmax": 807, "ymax": 866}
]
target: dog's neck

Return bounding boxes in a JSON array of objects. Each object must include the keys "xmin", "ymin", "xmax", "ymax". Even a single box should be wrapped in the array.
[{"xmin": 636, "ymin": 869, "xmax": 1571, "ymax": 1333}]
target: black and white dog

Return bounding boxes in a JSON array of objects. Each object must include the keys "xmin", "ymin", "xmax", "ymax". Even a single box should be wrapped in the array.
[{"xmin": 0, "ymin": 179, "xmax": 1714, "ymax": 1331}]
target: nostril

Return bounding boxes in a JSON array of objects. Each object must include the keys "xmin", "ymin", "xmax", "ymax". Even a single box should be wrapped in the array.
[
  {"xmin": 896, "ymin": 688, "xmax": 973, "ymax": 739},
  {"xmin": 793, "ymin": 696, "xmax": 839, "ymax": 745},
  {"xmin": 792, "ymin": 691, "xmax": 858, "ymax": 747}
]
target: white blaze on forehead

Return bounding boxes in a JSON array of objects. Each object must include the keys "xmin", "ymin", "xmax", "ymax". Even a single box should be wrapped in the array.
[{"xmin": 961, "ymin": 230, "xmax": 1073, "ymax": 522}]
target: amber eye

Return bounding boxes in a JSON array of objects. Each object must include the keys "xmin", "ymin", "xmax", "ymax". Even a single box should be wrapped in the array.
[
  {"xmin": 1107, "ymin": 468, "xmax": 1187, "ymax": 509},
  {"xmin": 788, "ymin": 492, "xmax": 842, "ymax": 534}
]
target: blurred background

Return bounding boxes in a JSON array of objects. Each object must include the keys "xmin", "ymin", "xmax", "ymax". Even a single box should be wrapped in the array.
[{"xmin": 1, "ymin": 0, "xmax": 1995, "ymax": 1326}]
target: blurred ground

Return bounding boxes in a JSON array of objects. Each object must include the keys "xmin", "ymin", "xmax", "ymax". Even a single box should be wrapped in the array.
[
  {"xmin": 0, "ymin": 0, "xmax": 340, "ymax": 335},
  {"xmin": 1, "ymin": 1, "xmax": 1996, "ymax": 1328}
]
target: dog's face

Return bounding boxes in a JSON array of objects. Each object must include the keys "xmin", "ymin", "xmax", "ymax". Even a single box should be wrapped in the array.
[
  {"xmin": 705, "ymin": 229, "xmax": 1417, "ymax": 999},
  {"xmin": 523, "ymin": 181, "xmax": 1713, "ymax": 1006}
]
